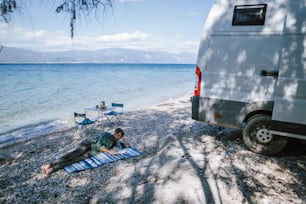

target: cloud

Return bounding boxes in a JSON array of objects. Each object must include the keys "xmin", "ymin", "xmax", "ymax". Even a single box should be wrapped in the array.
[
  {"xmin": 94, "ymin": 31, "xmax": 148, "ymax": 42},
  {"xmin": 0, "ymin": 23, "xmax": 199, "ymax": 53},
  {"xmin": 177, "ymin": 41, "xmax": 200, "ymax": 53},
  {"xmin": 0, "ymin": 23, "xmax": 150, "ymax": 51}
]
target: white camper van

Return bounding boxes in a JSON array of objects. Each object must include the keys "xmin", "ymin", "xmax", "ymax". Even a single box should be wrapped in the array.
[{"xmin": 192, "ymin": 0, "xmax": 306, "ymax": 155}]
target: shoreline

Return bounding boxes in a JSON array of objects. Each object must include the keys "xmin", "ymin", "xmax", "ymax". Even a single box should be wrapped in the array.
[
  {"xmin": 0, "ymin": 119, "xmax": 73, "ymax": 148},
  {"xmin": 0, "ymin": 91, "xmax": 193, "ymax": 149}
]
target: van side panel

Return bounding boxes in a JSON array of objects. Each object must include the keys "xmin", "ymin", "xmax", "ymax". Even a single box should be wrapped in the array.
[
  {"xmin": 272, "ymin": 35, "xmax": 306, "ymax": 125},
  {"xmin": 202, "ymin": 35, "xmax": 281, "ymax": 102},
  {"xmin": 272, "ymin": 2, "xmax": 306, "ymax": 126}
]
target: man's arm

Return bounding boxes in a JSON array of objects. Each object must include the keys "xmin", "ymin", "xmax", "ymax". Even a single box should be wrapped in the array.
[
  {"xmin": 121, "ymin": 137, "xmax": 131, "ymax": 147},
  {"xmin": 100, "ymin": 147, "xmax": 116, "ymax": 154}
]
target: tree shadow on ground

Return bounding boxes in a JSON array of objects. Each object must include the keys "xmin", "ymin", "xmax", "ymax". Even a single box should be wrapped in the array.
[
  {"xmin": 93, "ymin": 110, "xmax": 305, "ymax": 203},
  {"xmin": 1, "ymin": 102, "xmax": 305, "ymax": 203},
  {"xmin": 91, "ymin": 107, "xmax": 222, "ymax": 203}
]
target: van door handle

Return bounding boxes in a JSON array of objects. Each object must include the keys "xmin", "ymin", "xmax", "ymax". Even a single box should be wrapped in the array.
[{"xmin": 260, "ymin": 70, "xmax": 279, "ymax": 77}]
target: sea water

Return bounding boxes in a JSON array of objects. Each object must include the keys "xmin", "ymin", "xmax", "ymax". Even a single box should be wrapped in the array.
[{"xmin": 0, "ymin": 63, "xmax": 194, "ymax": 146}]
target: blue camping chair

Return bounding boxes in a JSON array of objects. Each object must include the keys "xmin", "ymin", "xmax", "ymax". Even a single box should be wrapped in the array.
[
  {"xmin": 74, "ymin": 112, "xmax": 96, "ymax": 136},
  {"xmin": 104, "ymin": 103, "xmax": 124, "ymax": 125}
]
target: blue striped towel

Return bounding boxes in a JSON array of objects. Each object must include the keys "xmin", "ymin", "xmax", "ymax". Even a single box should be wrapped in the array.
[{"xmin": 64, "ymin": 148, "xmax": 141, "ymax": 173}]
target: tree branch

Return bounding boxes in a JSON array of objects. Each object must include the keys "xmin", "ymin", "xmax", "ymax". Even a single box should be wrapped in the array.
[
  {"xmin": 0, "ymin": 0, "xmax": 113, "ymax": 38},
  {"xmin": 55, "ymin": 0, "xmax": 113, "ymax": 38},
  {"xmin": 0, "ymin": 0, "xmax": 17, "ymax": 23}
]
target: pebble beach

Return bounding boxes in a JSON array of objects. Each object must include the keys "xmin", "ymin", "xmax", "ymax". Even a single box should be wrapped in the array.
[{"xmin": 0, "ymin": 96, "xmax": 305, "ymax": 203}]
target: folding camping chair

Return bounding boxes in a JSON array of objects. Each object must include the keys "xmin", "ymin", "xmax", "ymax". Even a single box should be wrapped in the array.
[
  {"xmin": 104, "ymin": 103, "xmax": 124, "ymax": 126},
  {"xmin": 74, "ymin": 112, "xmax": 96, "ymax": 137}
]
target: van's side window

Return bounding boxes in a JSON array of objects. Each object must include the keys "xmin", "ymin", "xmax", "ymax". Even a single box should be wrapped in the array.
[{"xmin": 232, "ymin": 4, "xmax": 267, "ymax": 26}]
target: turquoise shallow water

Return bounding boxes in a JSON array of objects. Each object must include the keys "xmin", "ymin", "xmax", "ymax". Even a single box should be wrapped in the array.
[{"xmin": 0, "ymin": 63, "xmax": 194, "ymax": 145}]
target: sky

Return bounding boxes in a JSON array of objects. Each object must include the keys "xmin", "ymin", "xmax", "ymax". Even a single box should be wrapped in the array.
[{"xmin": 0, "ymin": 0, "xmax": 214, "ymax": 53}]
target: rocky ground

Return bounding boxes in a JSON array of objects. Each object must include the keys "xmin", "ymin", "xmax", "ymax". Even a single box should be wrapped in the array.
[{"xmin": 0, "ymin": 98, "xmax": 305, "ymax": 203}]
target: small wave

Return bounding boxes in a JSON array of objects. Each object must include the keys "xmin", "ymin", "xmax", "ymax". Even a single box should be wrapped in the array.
[{"xmin": 0, "ymin": 120, "xmax": 73, "ymax": 148}]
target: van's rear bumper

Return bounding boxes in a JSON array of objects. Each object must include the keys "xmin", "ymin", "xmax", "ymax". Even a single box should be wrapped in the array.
[
  {"xmin": 192, "ymin": 96, "xmax": 244, "ymax": 128},
  {"xmin": 192, "ymin": 96, "xmax": 273, "ymax": 129}
]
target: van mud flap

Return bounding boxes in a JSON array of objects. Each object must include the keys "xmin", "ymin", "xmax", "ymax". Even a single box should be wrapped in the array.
[{"xmin": 192, "ymin": 96, "xmax": 200, "ymax": 120}]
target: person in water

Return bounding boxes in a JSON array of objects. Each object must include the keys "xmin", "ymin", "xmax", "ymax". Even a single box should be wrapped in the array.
[{"xmin": 41, "ymin": 128, "xmax": 130, "ymax": 177}]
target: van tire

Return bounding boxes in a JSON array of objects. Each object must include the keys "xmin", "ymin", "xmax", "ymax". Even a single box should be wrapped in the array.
[{"xmin": 243, "ymin": 115, "xmax": 287, "ymax": 155}]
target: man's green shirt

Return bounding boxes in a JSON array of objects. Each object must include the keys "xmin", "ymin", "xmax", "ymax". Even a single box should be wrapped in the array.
[{"xmin": 90, "ymin": 132, "xmax": 116, "ymax": 155}]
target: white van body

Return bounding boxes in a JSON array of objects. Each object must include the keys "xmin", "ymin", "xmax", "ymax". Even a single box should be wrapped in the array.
[{"xmin": 192, "ymin": 0, "xmax": 306, "ymax": 154}]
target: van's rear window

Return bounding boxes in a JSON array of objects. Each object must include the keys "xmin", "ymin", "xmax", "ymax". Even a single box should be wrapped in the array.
[{"xmin": 232, "ymin": 4, "xmax": 267, "ymax": 26}]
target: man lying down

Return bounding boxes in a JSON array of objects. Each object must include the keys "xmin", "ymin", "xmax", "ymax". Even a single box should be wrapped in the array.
[{"xmin": 41, "ymin": 128, "xmax": 130, "ymax": 177}]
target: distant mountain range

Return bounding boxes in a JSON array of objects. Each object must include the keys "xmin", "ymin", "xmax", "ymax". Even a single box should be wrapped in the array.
[{"xmin": 0, "ymin": 46, "xmax": 196, "ymax": 64}]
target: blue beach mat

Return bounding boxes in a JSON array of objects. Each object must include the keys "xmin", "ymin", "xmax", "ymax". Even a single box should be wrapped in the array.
[{"xmin": 64, "ymin": 148, "xmax": 141, "ymax": 173}]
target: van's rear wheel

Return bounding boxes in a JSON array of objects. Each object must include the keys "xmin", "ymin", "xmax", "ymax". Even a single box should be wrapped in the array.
[{"xmin": 243, "ymin": 115, "xmax": 287, "ymax": 155}]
